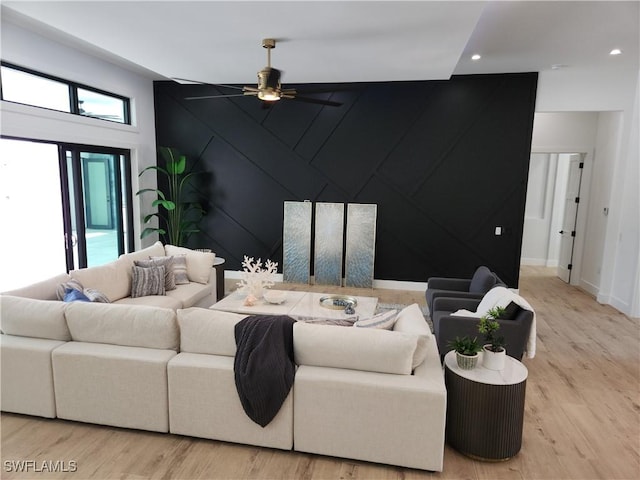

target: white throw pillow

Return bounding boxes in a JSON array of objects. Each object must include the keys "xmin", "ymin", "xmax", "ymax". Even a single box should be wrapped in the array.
[
  {"xmin": 164, "ymin": 245, "xmax": 215, "ymax": 284},
  {"xmin": 393, "ymin": 303, "xmax": 432, "ymax": 338},
  {"xmin": 353, "ymin": 309, "xmax": 398, "ymax": 329}
]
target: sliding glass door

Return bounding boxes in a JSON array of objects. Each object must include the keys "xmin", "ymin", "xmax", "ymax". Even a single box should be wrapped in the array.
[
  {"xmin": 0, "ymin": 137, "xmax": 133, "ymax": 290},
  {"xmin": 0, "ymin": 139, "xmax": 67, "ymax": 290}
]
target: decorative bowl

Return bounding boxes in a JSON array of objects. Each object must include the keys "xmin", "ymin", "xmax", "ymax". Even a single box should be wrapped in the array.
[
  {"xmin": 263, "ymin": 290, "xmax": 287, "ymax": 304},
  {"xmin": 319, "ymin": 295, "xmax": 358, "ymax": 310}
]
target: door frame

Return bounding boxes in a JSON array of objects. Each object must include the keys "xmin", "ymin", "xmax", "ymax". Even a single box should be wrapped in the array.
[{"xmin": 526, "ymin": 147, "xmax": 594, "ymax": 287}]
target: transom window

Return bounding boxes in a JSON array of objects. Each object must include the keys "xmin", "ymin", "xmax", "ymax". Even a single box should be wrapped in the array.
[{"xmin": 0, "ymin": 62, "xmax": 130, "ymax": 124}]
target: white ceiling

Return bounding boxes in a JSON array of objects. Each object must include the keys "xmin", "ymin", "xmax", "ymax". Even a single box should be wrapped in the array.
[{"xmin": 2, "ymin": 1, "xmax": 638, "ymax": 89}]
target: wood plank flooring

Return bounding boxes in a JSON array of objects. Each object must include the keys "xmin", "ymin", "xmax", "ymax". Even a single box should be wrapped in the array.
[{"xmin": 2, "ymin": 266, "xmax": 639, "ymax": 479}]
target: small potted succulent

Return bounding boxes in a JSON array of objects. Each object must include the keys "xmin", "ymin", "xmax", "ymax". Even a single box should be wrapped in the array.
[
  {"xmin": 448, "ymin": 336, "xmax": 482, "ymax": 370},
  {"xmin": 478, "ymin": 306, "xmax": 507, "ymax": 370}
]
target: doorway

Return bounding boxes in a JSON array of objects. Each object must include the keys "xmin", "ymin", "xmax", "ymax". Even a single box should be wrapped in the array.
[
  {"xmin": 520, "ymin": 152, "xmax": 586, "ymax": 283},
  {"xmin": 0, "ymin": 137, "xmax": 134, "ymax": 291}
]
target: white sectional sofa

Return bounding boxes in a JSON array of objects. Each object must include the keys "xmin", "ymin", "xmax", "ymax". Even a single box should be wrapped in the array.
[
  {"xmin": 0, "ymin": 253, "xmax": 446, "ymax": 471},
  {"xmin": 1, "ymin": 241, "xmax": 217, "ymax": 310}
]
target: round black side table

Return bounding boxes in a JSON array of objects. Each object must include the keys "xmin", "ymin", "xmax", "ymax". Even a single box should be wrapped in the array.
[
  {"xmin": 444, "ymin": 350, "xmax": 528, "ymax": 461},
  {"xmin": 212, "ymin": 257, "xmax": 226, "ymax": 300}
]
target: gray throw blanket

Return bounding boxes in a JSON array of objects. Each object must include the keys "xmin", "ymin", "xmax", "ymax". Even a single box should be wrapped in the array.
[{"xmin": 234, "ymin": 315, "xmax": 296, "ymax": 427}]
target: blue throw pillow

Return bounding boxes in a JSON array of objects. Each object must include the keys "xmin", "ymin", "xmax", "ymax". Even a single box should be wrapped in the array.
[{"xmin": 63, "ymin": 287, "xmax": 91, "ymax": 302}]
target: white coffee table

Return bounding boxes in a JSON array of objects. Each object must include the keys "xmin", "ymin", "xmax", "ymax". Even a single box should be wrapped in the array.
[{"xmin": 210, "ymin": 290, "xmax": 378, "ymax": 321}]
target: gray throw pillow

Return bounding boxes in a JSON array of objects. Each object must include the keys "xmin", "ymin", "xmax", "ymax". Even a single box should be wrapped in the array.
[
  {"xmin": 469, "ymin": 266, "xmax": 496, "ymax": 294},
  {"xmin": 131, "ymin": 265, "xmax": 166, "ymax": 298},
  {"xmin": 137, "ymin": 256, "xmax": 177, "ymax": 291},
  {"xmin": 56, "ymin": 279, "xmax": 84, "ymax": 300},
  {"xmin": 170, "ymin": 254, "xmax": 189, "ymax": 285}
]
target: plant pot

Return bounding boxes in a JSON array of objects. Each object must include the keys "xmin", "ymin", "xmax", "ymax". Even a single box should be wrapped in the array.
[
  {"xmin": 456, "ymin": 351, "xmax": 479, "ymax": 370},
  {"xmin": 482, "ymin": 345, "xmax": 506, "ymax": 370}
]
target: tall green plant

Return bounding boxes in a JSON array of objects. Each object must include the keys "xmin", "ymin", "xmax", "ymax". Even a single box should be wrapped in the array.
[{"xmin": 136, "ymin": 147, "xmax": 205, "ymax": 246}]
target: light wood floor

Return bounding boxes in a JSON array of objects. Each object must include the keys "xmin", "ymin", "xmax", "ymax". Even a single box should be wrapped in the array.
[{"xmin": 2, "ymin": 266, "xmax": 639, "ymax": 479}]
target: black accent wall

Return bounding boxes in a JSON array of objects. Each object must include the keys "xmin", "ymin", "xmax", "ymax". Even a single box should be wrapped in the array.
[{"xmin": 153, "ymin": 72, "xmax": 537, "ymax": 287}]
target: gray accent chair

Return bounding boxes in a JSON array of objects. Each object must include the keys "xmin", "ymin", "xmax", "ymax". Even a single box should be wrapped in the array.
[
  {"xmin": 431, "ymin": 296, "xmax": 533, "ymax": 360},
  {"xmin": 425, "ymin": 266, "xmax": 505, "ymax": 312}
]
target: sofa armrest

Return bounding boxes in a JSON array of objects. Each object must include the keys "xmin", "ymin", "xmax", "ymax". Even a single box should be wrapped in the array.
[
  {"xmin": 432, "ymin": 296, "xmax": 481, "ymax": 313},
  {"xmin": 427, "ymin": 277, "xmax": 471, "ymax": 291},
  {"xmin": 429, "ymin": 291, "xmax": 485, "ymax": 311}
]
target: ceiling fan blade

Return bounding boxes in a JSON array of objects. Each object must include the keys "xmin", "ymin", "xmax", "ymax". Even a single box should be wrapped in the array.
[
  {"xmin": 289, "ymin": 95, "xmax": 343, "ymax": 107},
  {"xmin": 172, "ymin": 77, "xmax": 246, "ymax": 91},
  {"xmin": 185, "ymin": 93, "xmax": 250, "ymax": 100}
]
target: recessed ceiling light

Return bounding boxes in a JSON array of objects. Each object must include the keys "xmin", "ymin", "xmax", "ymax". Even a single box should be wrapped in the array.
[
  {"xmin": 551, "ymin": 64, "xmax": 568, "ymax": 70},
  {"xmin": 610, "ymin": 48, "xmax": 622, "ymax": 55},
  {"xmin": 471, "ymin": 54, "xmax": 481, "ymax": 61}
]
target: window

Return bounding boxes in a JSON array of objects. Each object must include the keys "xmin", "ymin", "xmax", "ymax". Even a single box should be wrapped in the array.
[
  {"xmin": 0, "ymin": 63, "xmax": 130, "ymax": 124},
  {"xmin": 1, "ymin": 66, "xmax": 71, "ymax": 112}
]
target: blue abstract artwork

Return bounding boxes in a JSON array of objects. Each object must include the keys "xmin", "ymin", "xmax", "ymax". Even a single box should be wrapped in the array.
[
  {"xmin": 283, "ymin": 201, "xmax": 312, "ymax": 284},
  {"xmin": 345, "ymin": 203, "xmax": 377, "ymax": 288},
  {"xmin": 314, "ymin": 202, "xmax": 344, "ymax": 286}
]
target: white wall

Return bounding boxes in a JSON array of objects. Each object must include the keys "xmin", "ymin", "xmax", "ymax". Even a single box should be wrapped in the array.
[
  {"xmin": 529, "ymin": 112, "xmax": 598, "ymax": 290},
  {"xmin": 529, "ymin": 69, "xmax": 640, "ymax": 318},
  {"xmin": 0, "ymin": 19, "xmax": 158, "ymax": 248},
  {"xmin": 598, "ymin": 72, "xmax": 640, "ymax": 317},
  {"xmin": 581, "ymin": 113, "xmax": 623, "ymax": 296}
]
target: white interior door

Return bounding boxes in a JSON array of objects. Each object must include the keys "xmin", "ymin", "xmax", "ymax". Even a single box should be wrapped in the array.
[{"xmin": 557, "ymin": 154, "xmax": 584, "ymax": 283}]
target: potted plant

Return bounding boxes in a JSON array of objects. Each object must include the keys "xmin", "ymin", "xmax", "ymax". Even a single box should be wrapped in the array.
[
  {"xmin": 478, "ymin": 306, "xmax": 507, "ymax": 370},
  {"xmin": 136, "ymin": 146, "xmax": 206, "ymax": 246},
  {"xmin": 448, "ymin": 336, "xmax": 482, "ymax": 370}
]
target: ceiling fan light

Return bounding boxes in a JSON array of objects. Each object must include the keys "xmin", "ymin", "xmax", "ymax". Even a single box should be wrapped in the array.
[{"xmin": 258, "ymin": 89, "xmax": 281, "ymax": 101}]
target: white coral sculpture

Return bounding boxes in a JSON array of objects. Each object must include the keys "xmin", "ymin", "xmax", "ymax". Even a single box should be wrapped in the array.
[{"xmin": 237, "ymin": 255, "xmax": 278, "ymax": 297}]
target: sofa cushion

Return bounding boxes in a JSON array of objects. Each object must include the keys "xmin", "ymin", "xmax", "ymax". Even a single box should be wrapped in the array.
[
  {"xmin": 293, "ymin": 322, "xmax": 422, "ymax": 375},
  {"xmin": 392, "ymin": 303, "xmax": 431, "ymax": 368},
  {"xmin": 165, "ymin": 245, "xmax": 215, "ymax": 284},
  {"xmin": 118, "ymin": 241, "xmax": 165, "ymax": 266},
  {"xmin": 64, "ymin": 302, "xmax": 178, "ymax": 350},
  {"xmin": 166, "ymin": 282, "xmax": 212, "ymax": 308},
  {"xmin": 1, "ymin": 273, "xmax": 72, "ymax": 300},
  {"xmin": 177, "ymin": 308, "xmax": 245, "ymax": 356},
  {"xmin": 70, "ymin": 258, "xmax": 131, "ymax": 302},
  {"xmin": 131, "ymin": 265, "xmax": 166, "ymax": 298},
  {"xmin": 469, "ymin": 266, "xmax": 496, "ymax": 294},
  {"xmin": 113, "ymin": 295, "xmax": 183, "ymax": 310},
  {"xmin": 0, "ymin": 296, "xmax": 71, "ymax": 341}
]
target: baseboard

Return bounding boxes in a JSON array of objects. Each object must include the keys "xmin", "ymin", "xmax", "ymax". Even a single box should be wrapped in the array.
[
  {"xmin": 520, "ymin": 258, "xmax": 547, "ymax": 266},
  {"xmin": 224, "ymin": 271, "xmax": 427, "ymax": 292},
  {"xmin": 579, "ymin": 279, "xmax": 599, "ymax": 297}
]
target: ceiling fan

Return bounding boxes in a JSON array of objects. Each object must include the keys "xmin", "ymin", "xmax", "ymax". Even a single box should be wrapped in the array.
[{"xmin": 174, "ymin": 38, "xmax": 343, "ymax": 107}]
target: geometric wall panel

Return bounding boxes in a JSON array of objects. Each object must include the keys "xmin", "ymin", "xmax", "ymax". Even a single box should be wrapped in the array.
[{"xmin": 154, "ymin": 72, "xmax": 538, "ymax": 287}]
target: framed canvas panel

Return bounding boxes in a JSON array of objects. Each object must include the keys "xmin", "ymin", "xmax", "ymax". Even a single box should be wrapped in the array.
[
  {"xmin": 283, "ymin": 201, "xmax": 312, "ymax": 284},
  {"xmin": 345, "ymin": 203, "xmax": 377, "ymax": 288},
  {"xmin": 314, "ymin": 202, "xmax": 344, "ymax": 286}
]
